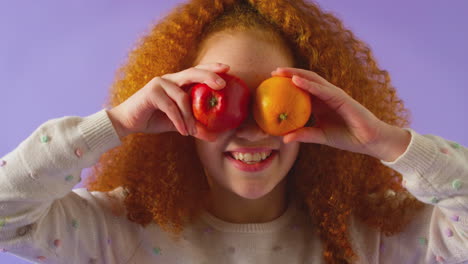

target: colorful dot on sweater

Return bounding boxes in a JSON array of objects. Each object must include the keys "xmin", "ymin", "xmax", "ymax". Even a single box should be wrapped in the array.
[
  {"xmin": 107, "ymin": 238, "xmax": 111, "ymax": 245},
  {"xmin": 153, "ymin": 247, "xmax": 162, "ymax": 255},
  {"xmin": 431, "ymin": 197, "xmax": 440, "ymax": 204},
  {"xmin": 445, "ymin": 228, "xmax": 453, "ymax": 237},
  {"xmin": 53, "ymin": 239, "xmax": 61, "ymax": 248},
  {"xmin": 65, "ymin": 175, "xmax": 74, "ymax": 182},
  {"xmin": 40, "ymin": 135, "xmax": 50, "ymax": 143},
  {"xmin": 418, "ymin": 237, "xmax": 428, "ymax": 246},
  {"xmin": 36, "ymin": 256, "xmax": 47, "ymax": 261},
  {"xmin": 75, "ymin": 148, "xmax": 83, "ymax": 158},
  {"xmin": 440, "ymin": 148, "xmax": 449, "ymax": 154},
  {"xmin": 71, "ymin": 219, "xmax": 79, "ymax": 229},
  {"xmin": 436, "ymin": 255, "xmax": 445, "ymax": 262},
  {"xmin": 451, "ymin": 143, "xmax": 461, "ymax": 149},
  {"xmin": 0, "ymin": 160, "xmax": 6, "ymax": 167},
  {"xmin": 450, "ymin": 215, "xmax": 460, "ymax": 222},
  {"xmin": 452, "ymin": 179, "xmax": 462, "ymax": 190},
  {"xmin": 0, "ymin": 218, "xmax": 6, "ymax": 229}
]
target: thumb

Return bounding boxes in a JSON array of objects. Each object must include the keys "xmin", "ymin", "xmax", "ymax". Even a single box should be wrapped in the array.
[{"xmin": 283, "ymin": 127, "xmax": 326, "ymax": 144}]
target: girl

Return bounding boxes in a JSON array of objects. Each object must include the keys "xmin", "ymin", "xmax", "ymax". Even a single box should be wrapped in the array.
[{"xmin": 1, "ymin": 0, "xmax": 467, "ymax": 263}]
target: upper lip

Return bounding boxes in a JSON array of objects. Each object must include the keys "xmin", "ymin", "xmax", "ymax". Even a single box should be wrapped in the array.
[{"xmin": 226, "ymin": 147, "xmax": 277, "ymax": 153}]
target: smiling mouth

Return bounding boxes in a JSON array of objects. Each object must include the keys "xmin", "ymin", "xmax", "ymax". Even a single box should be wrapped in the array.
[
  {"xmin": 223, "ymin": 150, "xmax": 277, "ymax": 172},
  {"xmin": 225, "ymin": 151, "xmax": 274, "ymax": 163}
]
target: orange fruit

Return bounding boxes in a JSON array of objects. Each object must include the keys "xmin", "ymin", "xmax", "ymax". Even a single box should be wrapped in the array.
[{"xmin": 253, "ymin": 76, "xmax": 312, "ymax": 136}]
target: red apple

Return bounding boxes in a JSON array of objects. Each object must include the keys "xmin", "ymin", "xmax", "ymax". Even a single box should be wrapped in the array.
[{"xmin": 187, "ymin": 72, "xmax": 251, "ymax": 133}]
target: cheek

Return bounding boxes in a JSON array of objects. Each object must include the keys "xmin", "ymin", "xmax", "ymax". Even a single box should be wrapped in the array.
[
  {"xmin": 279, "ymin": 143, "xmax": 300, "ymax": 163},
  {"xmin": 194, "ymin": 141, "xmax": 225, "ymax": 167},
  {"xmin": 280, "ymin": 142, "xmax": 300, "ymax": 160}
]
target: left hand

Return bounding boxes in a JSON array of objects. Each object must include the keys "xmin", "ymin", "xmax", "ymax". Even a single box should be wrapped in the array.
[{"xmin": 271, "ymin": 67, "xmax": 394, "ymax": 158}]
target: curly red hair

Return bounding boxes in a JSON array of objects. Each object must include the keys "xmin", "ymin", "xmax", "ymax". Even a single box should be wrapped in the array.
[{"xmin": 84, "ymin": 0, "xmax": 425, "ymax": 262}]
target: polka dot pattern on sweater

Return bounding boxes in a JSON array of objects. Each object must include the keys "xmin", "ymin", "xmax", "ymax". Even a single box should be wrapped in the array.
[
  {"xmin": 75, "ymin": 148, "xmax": 83, "ymax": 158},
  {"xmin": 40, "ymin": 135, "xmax": 50, "ymax": 143},
  {"xmin": 53, "ymin": 239, "xmax": 61, "ymax": 248},
  {"xmin": 0, "ymin": 218, "xmax": 6, "ymax": 230},
  {"xmin": 450, "ymin": 215, "xmax": 460, "ymax": 222},
  {"xmin": 65, "ymin": 175, "xmax": 74, "ymax": 182},
  {"xmin": 153, "ymin": 247, "xmax": 162, "ymax": 255},
  {"xmin": 452, "ymin": 179, "xmax": 462, "ymax": 190},
  {"xmin": 72, "ymin": 219, "xmax": 79, "ymax": 229},
  {"xmin": 440, "ymin": 148, "xmax": 449, "ymax": 154},
  {"xmin": 445, "ymin": 228, "xmax": 453, "ymax": 237},
  {"xmin": 451, "ymin": 142, "xmax": 461, "ymax": 149},
  {"xmin": 418, "ymin": 237, "xmax": 428, "ymax": 246},
  {"xmin": 431, "ymin": 197, "xmax": 440, "ymax": 204}
]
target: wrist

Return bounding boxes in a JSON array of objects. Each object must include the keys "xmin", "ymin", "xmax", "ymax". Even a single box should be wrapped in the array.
[
  {"xmin": 106, "ymin": 108, "xmax": 129, "ymax": 140},
  {"xmin": 370, "ymin": 124, "xmax": 412, "ymax": 162}
]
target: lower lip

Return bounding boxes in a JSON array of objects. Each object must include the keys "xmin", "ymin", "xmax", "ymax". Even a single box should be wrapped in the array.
[{"xmin": 224, "ymin": 151, "xmax": 277, "ymax": 172}]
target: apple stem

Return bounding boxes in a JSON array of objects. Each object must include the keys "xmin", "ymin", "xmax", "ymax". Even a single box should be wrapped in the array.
[
  {"xmin": 209, "ymin": 96, "xmax": 218, "ymax": 108},
  {"xmin": 279, "ymin": 113, "xmax": 288, "ymax": 121}
]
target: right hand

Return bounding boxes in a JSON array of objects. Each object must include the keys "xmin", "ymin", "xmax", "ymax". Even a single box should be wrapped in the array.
[{"xmin": 106, "ymin": 62, "xmax": 231, "ymax": 141}]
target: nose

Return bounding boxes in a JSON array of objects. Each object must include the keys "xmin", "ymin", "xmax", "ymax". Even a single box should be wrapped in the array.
[{"xmin": 234, "ymin": 112, "xmax": 270, "ymax": 141}]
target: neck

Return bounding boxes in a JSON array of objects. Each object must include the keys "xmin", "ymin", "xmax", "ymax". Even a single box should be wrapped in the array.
[{"xmin": 204, "ymin": 178, "xmax": 289, "ymax": 223}]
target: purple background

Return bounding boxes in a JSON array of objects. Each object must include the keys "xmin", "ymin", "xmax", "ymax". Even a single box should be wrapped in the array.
[{"xmin": 1, "ymin": 0, "xmax": 467, "ymax": 263}]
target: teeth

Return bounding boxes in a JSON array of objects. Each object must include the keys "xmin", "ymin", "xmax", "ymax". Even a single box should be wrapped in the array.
[{"xmin": 231, "ymin": 151, "xmax": 272, "ymax": 162}]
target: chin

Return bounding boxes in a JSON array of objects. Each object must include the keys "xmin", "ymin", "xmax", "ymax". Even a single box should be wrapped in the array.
[{"xmin": 234, "ymin": 183, "xmax": 274, "ymax": 200}]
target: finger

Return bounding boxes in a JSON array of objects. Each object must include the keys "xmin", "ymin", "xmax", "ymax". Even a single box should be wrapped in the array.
[
  {"xmin": 164, "ymin": 63, "xmax": 230, "ymax": 90},
  {"xmin": 271, "ymin": 67, "xmax": 329, "ymax": 87},
  {"xmin": 159, "ymin": 77, "xmax": 197, "ymax": 135},
  {"xmin": 194, "ymin": 62, "xmax": 230, "ymax": 71},
  {"xmin": 292, "ymin": 75, "xmax": 369, "ymax": 126},
  {"xmin": 283, "ymin": 127, "xmax": 327, "ymax": 145},
  {"xmin": 291, "ymin": 75, "xmax": 349, "ymax": 112},
  {"xmin": 151, "ymin": 86, "xmax": 189, "ymax": 136}
]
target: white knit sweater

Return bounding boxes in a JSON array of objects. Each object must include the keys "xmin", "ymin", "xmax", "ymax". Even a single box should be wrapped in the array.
[{"xmin": 0, "ymin": 109, "xmax": 467, "ymax": 264}]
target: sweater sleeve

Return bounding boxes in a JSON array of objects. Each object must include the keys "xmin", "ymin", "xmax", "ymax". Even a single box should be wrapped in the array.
[
  {"xmin": 0, "ymin": 110, "xmax": 138, "ymax": 263},
  {"xmin": 381, "ymin": 128, "xmax": 468, "ymax": 263}
]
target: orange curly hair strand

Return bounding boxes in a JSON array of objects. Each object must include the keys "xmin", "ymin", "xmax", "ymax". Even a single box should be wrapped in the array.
[{"xmin": 84, "ymin": 0, "xmax": 425, "ymax": 263}]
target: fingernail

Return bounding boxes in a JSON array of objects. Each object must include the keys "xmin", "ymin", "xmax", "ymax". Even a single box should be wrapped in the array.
[
  {"xmin": 216, "ymin": 78, "xmax": 225, "ymax": 86},
  {"xmin": 293, "ymin": 75, "xmax": 304, "ymax": 83}
]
